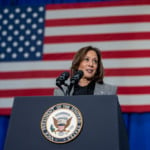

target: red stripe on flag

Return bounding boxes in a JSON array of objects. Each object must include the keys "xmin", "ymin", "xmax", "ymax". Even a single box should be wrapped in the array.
[
  {"xmin": 43, "ymin": 52, "xmax": 74, "ymax": 60},
  {"xmin": 0, "ymin": 87, "xmax": 150, "ymax": 97},
  {"xmin": 105, "ymin": 68, "xmax": 150, "ymax": 76},
  {"xmin": 2, "ymin": 104, "xmax": 150, "ymax": 115},
  {"xmin": 45, "ymin": 15, "xmax": 150, "ymax": 27},
  {"xmin": 121, "ymin": 105, "xmax": 150, "ymax": 113},
  {"xmin": 1, "ymin": 104, "xmax": 150, "ymax": 115},
  {"xmin": 0, "ymin": 70, "xmax": 69, "ymax": 79},
  {"xmin": 44, "ymin": 32, "xmax": 150, "ymax": 43},
  {"xmin": 46, "ymin": 0, "xmax": 150, "ymax": 10},
  {"xmin": 1, "ymin": 68, "xmax": 150, "ymax": 79},
  {"xmin": 102, "ymin": 50, "xmax": 150, "ymax": 59},
  {"xmin": 0, "ymin": 108, "xmax": 12, "ymax": 116},
  {"xmin": 118, "ymin": 86, "xmax": 150, "ymax": 94},
  {"xmin": 0, "ymin": 89, "xmax": 54, "ymax": 97}
]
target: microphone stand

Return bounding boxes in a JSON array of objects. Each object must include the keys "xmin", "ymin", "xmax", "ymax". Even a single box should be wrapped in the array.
[
  {"xmin": 66, "ymin": 83, "xmax": 73, "ymax": 96},
  {"xmin": 66, "ymin": 70, "xmax": 83, "ymax": 96}
]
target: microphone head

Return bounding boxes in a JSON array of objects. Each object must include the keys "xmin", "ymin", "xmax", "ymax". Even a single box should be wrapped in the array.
[
  {"xmin": 74, "ymin": 70, "xmax": 84, "ymax": 79},
  {"xmin": 76, "ymin": 70, "xmax": 84, "ymax": 77},
  {"xmin": 60, "ymin": 71, "xmax": 70, "ymax": 80},
  {"xmin": 56, "ymin": 71, "xmax": 70, "ymax": 86},
  {"xmin": 70, "ymin": 70, "xmax": 84, "ymax": 84}
]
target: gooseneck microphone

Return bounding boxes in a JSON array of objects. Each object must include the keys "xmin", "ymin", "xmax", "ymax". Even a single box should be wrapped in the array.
[
  {"xmin": 70, "ymin": 70, "xmax": 84, "ymax": 85},
  {"xmin": 67, "ymin": 70, "xmax": 84, "ymax": 96},
  {"xmin": 56, "ymin": 71, "xmax": 70, "ymax": 86},
  {"xmin": 56, "ymin": 71, "xmax": 70, "ymax": 95}
]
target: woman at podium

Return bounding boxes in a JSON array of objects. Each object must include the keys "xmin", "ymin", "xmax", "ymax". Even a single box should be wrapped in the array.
[
  {"xmin": 54, "ymin": 45, "xmax": 129, "ymax": 150},
  {"xmin": 54, "ymin": 45, "xmax": 117, "ymax": 96}
]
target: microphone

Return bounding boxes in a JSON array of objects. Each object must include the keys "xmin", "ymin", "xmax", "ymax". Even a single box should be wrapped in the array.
[
  {"xmin": 56, "ymin": 71, "xmax": 70, "ymax": 86},
  {"xmin": 70, "ymin": 70, "xmax": 84, "ymax": 85},
  {"xmin": 67, "ymin": 70, "xmax": 84, "ymax": 96},
  {"xmin": 56, "ymin": 72, "xmax": 70, "ymax": 96}
]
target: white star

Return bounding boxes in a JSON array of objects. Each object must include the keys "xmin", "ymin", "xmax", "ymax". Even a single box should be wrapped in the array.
[
  {"xmin": 14, "ymin": 19, "xmax": 20, "ymax": 24},
  {"xmin": 0, "ymin": 53, "xmax": 5, "ymax": 59},
  {"xmin": 13, "ymin": 41, "xmax": 18, "ymax": 47},
  {"xmin": 21, "ymin": 13, "xmax": 26, "ymax": 19},
  {"xmin": 37, "ymin": 29, "xmax": 43, "ymax": 34},
  {"xmin": 31, "ymin": 35, "xmax": 36, "ymax": 40},
  {"xmin": 1, "ymin": 42, "xmax": 6, "ymax": 47},
  {"xmin": 2, "ymin": 31, "xmax": 7, "ymax": 36},
  {"xmin": 18, "ymin": 47, "xmax": 24, "ymax": 52},
  {"xmin": 24, "ymin": 52, "xmax": 29, "ymax": 58},
  {"xmin": 36, "ymin": 52, "xmax": 41, "ymax": 57},
  {"xmin": 38, "ymin": 18, "xmax": 44, "ymax": 23},
  {"xmin": 12, "ymin": 53, "xmax": 17, "ymax": 59},
  {"xmin": 7, "ymin": 36, "xmax": 13, "ymax": 41},
  {"xmin": 20, "ymin": 24, "xmax": 25, "ymax": 30},
  {"xmin": 27, "ymin": 7, "xmax": 32, "ymax": 12},
  {"xmin": 26, "ymin": 18, "xmax": 32, "ymax": 24},
  {"xmin": 33, "ymin": 13, "xmax": 38, "ymax": 18},
  {"xmin": 9, "ymin": 14, "xmax": 14, "ymax": 19},
  {"xmin": 4, "ymin": 8, "xmax": 9, "ymax": 14},
  {"xmin": 8, "ymin": 25, "xmax": 14, "ymax": 30},
  {"xmin": 30, "ymin": 46, "xmax": 35, "ymax": 52},
  {"xmin": 26, "ymin": 30, "xmax": 31, "ymax": 35},
  {"xmin": 32, "ymin": 24, "xmax": 37, "ymax": 29},
  {"xmin": 6, "ymin": 47, "xmax": 12, "ymax": 53},
  {"xmin": 24, "ymin": 41, "xmax": 30, "ymax": 46},
  {"xmin": 39, "ymin": 7, "xmax": 44, "ymax": 12},
  {"xmin": 14, "ymin": 30, "xmax": 19, "ymax": 36},
  {"xmin": 15, "ymin": 8, "xmax": 21, "ymax": 13},
  {"xmin": 37, "ymin": 40, "xmax": 42, "ymax": 45},
  {"xmin": 19, "ymin": 35, "xmax": 25, "ymax": 41},
  {"xmin": 3, "ymin": 19, "xmax": 8, "ymax": 25}
]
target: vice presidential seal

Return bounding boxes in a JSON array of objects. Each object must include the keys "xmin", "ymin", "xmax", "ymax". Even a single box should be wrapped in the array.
[{"xmin": 40, "ymin": 103, "xmax": 83, "ymax": 143}]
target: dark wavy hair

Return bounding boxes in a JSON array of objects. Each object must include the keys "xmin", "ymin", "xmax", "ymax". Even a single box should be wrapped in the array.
[{"xmin": 71, "ymin": 46, "xmax": 104, "ymax": 84}]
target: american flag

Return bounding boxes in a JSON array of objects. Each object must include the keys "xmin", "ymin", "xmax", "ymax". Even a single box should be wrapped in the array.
[{"xmin": 0, "ymin": 0, "xmax": 150, "ymax": 115}]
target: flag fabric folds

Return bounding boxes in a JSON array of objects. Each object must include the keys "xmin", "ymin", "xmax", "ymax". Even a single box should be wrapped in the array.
[{"xmin": 0, "ymin": 0, "xmax": 150, "ymax": 115}]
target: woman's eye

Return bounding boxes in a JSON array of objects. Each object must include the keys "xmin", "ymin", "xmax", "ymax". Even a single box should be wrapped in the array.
[
  {"xmin": 93, "ymin": 60, "xmax": 98, "ymax": 64},
  {"xmin": 84, "ymin": 58, "xmax": 89, "ymax": 61}
]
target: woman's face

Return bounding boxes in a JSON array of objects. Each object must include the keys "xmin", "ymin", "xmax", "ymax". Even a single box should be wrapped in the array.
[{"xmin": 78, "ymin": 50, "xmax": 98, "ymax": 80}]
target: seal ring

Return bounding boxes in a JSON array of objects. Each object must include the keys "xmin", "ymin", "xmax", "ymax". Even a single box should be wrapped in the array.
[{"xmin": 40, "ymin": 103, "xmax": 83, "ymax": 143}]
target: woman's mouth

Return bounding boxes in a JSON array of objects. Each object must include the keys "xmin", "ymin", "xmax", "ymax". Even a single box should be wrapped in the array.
[{"xmin": 86, "ymin": 69, "xmax": 94, "ymax": 73}]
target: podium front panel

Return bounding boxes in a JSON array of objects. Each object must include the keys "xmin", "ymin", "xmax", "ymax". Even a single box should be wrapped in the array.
[{"xmin": 4, "ymin": 95, "xmax": 120, "ymax": 150}]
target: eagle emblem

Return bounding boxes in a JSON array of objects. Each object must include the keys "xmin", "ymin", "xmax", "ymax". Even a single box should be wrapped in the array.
[
  {"xmin": 53, "ymin": 117, "xmax": 72, "ymax": 133},
  {"xmin": 41, "ymin": 103, "xmax": 83, "ymax": 143}
]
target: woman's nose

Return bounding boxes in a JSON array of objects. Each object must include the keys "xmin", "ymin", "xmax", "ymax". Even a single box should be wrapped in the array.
[{"xmin": 88, "ymin": 60, "xmax": 93, "ymax": 66}]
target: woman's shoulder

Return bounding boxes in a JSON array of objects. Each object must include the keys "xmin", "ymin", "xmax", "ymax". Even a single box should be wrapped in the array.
[
  {"xmin": 94, "ymin": 82, "xmax": 118, "ymax": 95},
  {"xmin": 53, "ymin": 86, "xmax": 68, "ymax": 96}
]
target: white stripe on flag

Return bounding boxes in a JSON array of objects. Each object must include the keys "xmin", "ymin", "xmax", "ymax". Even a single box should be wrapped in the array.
[
  {"xmin": 44, "ymin": 40, "xmax": 150, "ymax": 53},
  {"xmin": 0, "ymin": 76, "xmax": 150, "ymax": 90},
  {"xmin": 46, "ymin": 6, "xmax": 150, "ymax": 19},
  {"xmin": 45, "ymin": 23, "xmax": 150, "ymax": 36},
  {"xmin": 0, "ymin": 98, "xmax": 14, "ymax": 108},
  {"xmin": 118, "ymin": 95, "xmax": 150, "ymax": 105},
  {"xmin": 0, "ymin": 58, "xmax": 150, "ymax": 71},
  {"xmin": 1, "ymin": 95, "xmax": 150, "ymax": 108}
]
